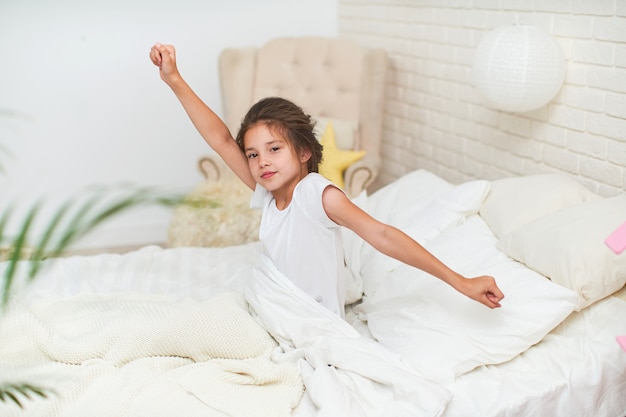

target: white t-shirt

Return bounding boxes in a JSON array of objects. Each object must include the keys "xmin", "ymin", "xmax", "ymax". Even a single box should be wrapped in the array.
[{"xmin": 250, "ymin": 173, "xmax": 347, "ymax": 316}]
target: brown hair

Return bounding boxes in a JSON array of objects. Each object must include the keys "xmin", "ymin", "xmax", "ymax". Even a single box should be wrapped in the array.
[{"xmin": 235, "ymin": 97, "xmax": 323, "ymax": 173}]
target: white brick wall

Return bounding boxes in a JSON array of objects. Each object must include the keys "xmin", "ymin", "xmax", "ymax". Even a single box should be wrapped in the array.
[{"xmin": 339, "ymin": 0, "xmax": 626, "ymax": 196}]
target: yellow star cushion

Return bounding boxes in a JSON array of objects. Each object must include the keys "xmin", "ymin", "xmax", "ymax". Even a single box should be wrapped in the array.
[{"xmin": 318, "ymin": 121, "xmax": 366, "ymax": 189}]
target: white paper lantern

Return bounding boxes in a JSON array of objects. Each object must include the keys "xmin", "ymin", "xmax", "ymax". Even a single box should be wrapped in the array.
[{"xmin": 472, "ymin": 25, "xmax": 565, "ymax": 113}]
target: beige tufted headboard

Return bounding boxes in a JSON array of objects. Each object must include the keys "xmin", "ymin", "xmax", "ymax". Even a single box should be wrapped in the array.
[{"xmin": 217, "ymin": 37, "xmax": 388, "ymax": 196}]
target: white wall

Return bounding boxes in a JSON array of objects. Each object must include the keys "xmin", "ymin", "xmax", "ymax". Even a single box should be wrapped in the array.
[
  {"xmin": 339, "ymin": 0, "xmax": 626, "ymax": 197},
  {"xmin": 0, "ymin": 0, "xmax": 338, "ymax": 249}
]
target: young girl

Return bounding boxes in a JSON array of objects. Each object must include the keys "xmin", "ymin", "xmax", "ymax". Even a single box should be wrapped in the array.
[{"xmin": 149, "ymin": 42, "xmax": 504, "ymax": 316}]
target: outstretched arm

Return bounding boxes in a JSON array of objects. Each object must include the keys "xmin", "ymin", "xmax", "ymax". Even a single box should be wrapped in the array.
[
  {"xmin": 149, "ymin": 43, "xmax": 255, "ymax": 190},
  {"xmin": 322, "ymin": 186, "xmax": 504, "ymax": 309}
]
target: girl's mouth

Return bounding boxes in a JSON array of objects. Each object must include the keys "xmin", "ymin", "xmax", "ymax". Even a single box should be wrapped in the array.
[{"xmin": 261, "ymin": 171, "xmax": 275, "ymax": 180}]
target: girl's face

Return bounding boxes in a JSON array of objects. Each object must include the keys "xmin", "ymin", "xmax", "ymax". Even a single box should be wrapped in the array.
[{"xmin": 243, "ymin": 123, "xmax": 311, "ymax": 198}]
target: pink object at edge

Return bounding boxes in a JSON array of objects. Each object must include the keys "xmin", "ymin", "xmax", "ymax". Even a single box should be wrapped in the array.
[
  {"xmin": 617, "ymin": 336, "xmax": 626, "ymax": 352},
  {"xmin": 605, "ymin": 220, "xmax": 626, "ymax": 254}
]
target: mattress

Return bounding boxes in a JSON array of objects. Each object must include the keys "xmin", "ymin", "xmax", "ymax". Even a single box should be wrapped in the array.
[{"xmin": 1, "ymin": 169, "xmax": 624, "ymax": 417}]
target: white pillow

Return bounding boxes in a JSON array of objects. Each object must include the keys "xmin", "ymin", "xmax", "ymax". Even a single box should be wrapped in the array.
[
  {"xmin": 367, "ymin": 169, "xmax": 453, "ymax": 225},
  {"xmin": 357, "ymin": 215, "xmax": 578, "ymax": 381},
  {"xmin": 314, "ymin": 117, "xmax": 357, "ymax": 149},
  {"xmin": 343, "ymin": 171, "xmax": 487, "ymax": 306},
  {"xmin": 479, "ymin": 174, "xmax": 600, "ymax": 238},
  {"xmin": 359, "ymin": 177, "xmax": 491, "ymax": 289},
  {"xmin": 497, "ymin": 195, "xmax": 626, "ymax": 311},
  {"xmin": 402, "ymin": 179, "xmax": 490, "ymax": 244}
]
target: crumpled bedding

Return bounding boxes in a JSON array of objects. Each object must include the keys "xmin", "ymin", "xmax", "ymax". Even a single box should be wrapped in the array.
[
  {"xmin": 1, "ymin": 242, "xmax": 625, "ymax": 417},
  {"xmin": 0, "ymin": 248, "xmax": 452, "ymax": 417},
  {"xmin": 0, "ymin": 290, "xmax": 303, "ymax": 417},
  {"xmin": 245, "ymin": 255, "xmax": 451, "ymax": 417},
  {"xmin": 1, "ymin": 168, "xmax": 625, "ymax": 417}
]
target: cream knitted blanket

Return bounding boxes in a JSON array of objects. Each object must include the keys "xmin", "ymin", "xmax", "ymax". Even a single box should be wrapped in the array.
[{"xmin": 0, "ymin": 291, "xmax": 303, "ymax": 417}]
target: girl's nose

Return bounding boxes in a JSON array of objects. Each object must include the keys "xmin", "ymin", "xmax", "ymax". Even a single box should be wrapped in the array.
[{"xmin": 258, "ymin": 154, "xmax": 270, "ymax": 167}]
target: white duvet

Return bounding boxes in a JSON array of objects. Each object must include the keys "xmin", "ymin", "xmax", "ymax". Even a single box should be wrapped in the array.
[{"xmin": 246, "ymin": 255, "xmax": 451, "ymax": 417}]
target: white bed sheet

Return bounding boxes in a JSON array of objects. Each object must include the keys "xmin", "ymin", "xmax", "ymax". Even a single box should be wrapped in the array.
[
  {"xmin": 444, "ymin": 292, "xmax": 626, "ymax": 417},
  {"xmin": 2, "ymin": 243, "xmax": 624, "ymax": 417}
]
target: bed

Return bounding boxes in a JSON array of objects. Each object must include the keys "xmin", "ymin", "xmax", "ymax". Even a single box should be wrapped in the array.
[{"xmin": 1, "ymin": 169, "xmax": 625, "ymax": 417}]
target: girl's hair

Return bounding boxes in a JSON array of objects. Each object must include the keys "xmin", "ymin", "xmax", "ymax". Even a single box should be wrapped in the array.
[{"xmin": 235, "ymin": 97, "xmax": 323, "ymax": 173}]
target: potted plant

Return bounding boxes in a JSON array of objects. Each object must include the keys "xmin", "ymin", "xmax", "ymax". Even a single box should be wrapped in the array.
[{"xmin": 0, "ymin": 110, "xmax": 184, "ymax": 408}]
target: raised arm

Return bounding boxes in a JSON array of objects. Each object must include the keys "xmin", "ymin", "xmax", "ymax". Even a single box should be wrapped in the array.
[
  {"xmin": 149, "ymin": 43, "xmax": 255, "ymax": 190},
  {"xmin": 322, "ymin": 186, "xmax": 504, "ymax": 309}
]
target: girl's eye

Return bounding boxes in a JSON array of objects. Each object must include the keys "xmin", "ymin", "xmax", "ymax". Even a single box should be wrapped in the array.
[
  {"xmin": 270, "ymin": 146, "xmax": 280, "ymax": 152},
  {"xmin": 247, "ymin": 153, "xmax": 257, "ymax": 159}
]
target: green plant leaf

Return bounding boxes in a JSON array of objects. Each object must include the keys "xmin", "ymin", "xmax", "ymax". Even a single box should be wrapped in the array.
[
  {"xmin": 2, "ymin": 202, "xmax": 40, "ymax": 305},
  {"xmin": 0, "ymin": 383, "xmax": 49, "ymax": 408},
  {"xmin": 0, "ymin": 203, "xmax": 15, "ymax": 248},
  {"xmin": 0, "ymin": 126, "xmax": 195, "ymax": 409},
  {"xmin": 27, "ymin": 198, "xmax": 74, "ymax": 279},
  {"xmin": 1, "ymin": 186, "xmax": 185, "ymax": 306}
]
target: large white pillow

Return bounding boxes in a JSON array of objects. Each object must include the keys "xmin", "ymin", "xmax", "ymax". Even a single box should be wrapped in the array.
[
  {"xmin": 359, "ymin": 176, "xmax": 490, "ymax": 293},
  {"xmin": 367, "ymin": 169, "xmax": 454, "ymax": 225},
  {"xmin": 479, "ymin": 174, "xmax": 600, "ymax": 238},
  {"xmin": 356, "ymin": 215, "xmax": 578, "ymax": 381},
  {"xmin": 497, "ymin": 195, "xmax": 626, "ymax": 311},
  {"xmin": 402, "ymin": 179, "xmax": 490, "ymax": 244},
  {"xmin": 367, "ymin": 170, "xmax": 489, "ymax": 238}
]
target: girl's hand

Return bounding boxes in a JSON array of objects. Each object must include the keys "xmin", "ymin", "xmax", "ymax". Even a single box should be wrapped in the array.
[
  {"xmin": 459, "ymin": 275, "xmax": 504, "ymax": 309},
  {"xmin": 149, "ymin": 43, "xmax": 180, "ymax": 85}
]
